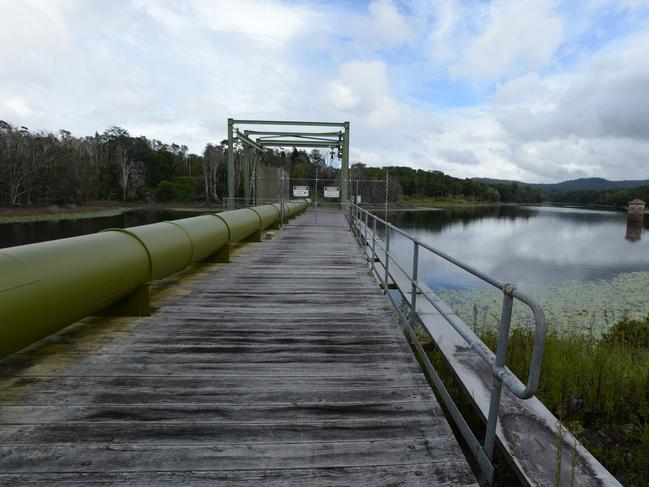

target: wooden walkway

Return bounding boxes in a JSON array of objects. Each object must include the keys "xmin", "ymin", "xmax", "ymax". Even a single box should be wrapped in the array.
[{"xmin": 0, "ymin": 209, "xmax": 476, "ymax": 486}]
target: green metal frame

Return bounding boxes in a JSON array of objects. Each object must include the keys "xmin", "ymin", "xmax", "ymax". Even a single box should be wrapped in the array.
[{"xmin": 227, "ymin": 119, "xmax": 350, "ymax": 208}]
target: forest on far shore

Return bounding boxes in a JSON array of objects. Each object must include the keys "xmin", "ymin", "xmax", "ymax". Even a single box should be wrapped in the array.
[{"xmin": 1, "ymin": 121, "xmax": 642, "ymax": 208}]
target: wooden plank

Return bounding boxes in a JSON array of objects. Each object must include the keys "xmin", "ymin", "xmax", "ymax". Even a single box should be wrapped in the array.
[
  {"xmin": 0, "ymin": 375, "xmax": 431, "ymax": 395},
  {"xmin": 0, "ymin": 438, "xmax": 464, "ymax": 472},
  {"xmin": 0, "ymin": 360, "xmax": 425, "ymax": 378},
  {"xmin": 0, "ymin": 386, "xmax": 436, "ymax": 407},
  {"xmin": 0, "ymin": 463, "xmax": 477, "ymax": 487},
  {"xmin": 0, "ymin": 401, "xmax": 440, "ymax": 424},
  {"xmin": 0, "ymin": 418, "xmax": 450, "ymax": 445}
]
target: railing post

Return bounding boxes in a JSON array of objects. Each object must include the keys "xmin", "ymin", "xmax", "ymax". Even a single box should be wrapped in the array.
[
  {"xmin": 384, "ymin": 225, "xmax": 390, "ymax": 294},
  {"xmin": 349, "ymin": 199, "xmax": 353, "ymax": 226},
  {"xmin": 355, "ymin": 206, "xmax": 359, "ymax": 239},
  {"xmin": 364, "ymin": 211, "xmax": 369, "ymax": 252},
  {"xmin": 410, "ymin": 240, "xmax": 419, "ymax": 329},
  {"xmin": 280, "ymin": 171, "xmax": 285, "ymax": 226},
  {"xmin": 371, "ymin": 216, "xmax": 377, "ymax": 274},
  {"xmin": 483, "ymin": 287, "xmax": 514, "ymax": 462}
]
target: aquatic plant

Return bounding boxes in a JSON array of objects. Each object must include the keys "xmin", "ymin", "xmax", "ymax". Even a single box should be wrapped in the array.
[{"xmin": 436, "ymin": 271, "xmax": 649, "ymax": 337}]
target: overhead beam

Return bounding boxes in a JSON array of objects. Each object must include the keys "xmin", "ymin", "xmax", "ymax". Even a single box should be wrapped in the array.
[
  {"xmin": 257, "ymin": 135, "xmax": 339, "ymax": 143},
  {"xmin": 232, "ymin": 119, "xmax": 346, "ymax": 127},
  {"xmin": 259, "ymin": 140, "xmax": 340, "ymax": 148},
  {"xmin": 246, "ymin": 130, "xmax": 341, "ymax": 137},
  {"xmin": 227, "ymin": 117, "xmax": 350, "ymax": 207},
  {"xmin": 235, "ymin": 130, "xmax": 265, "ymax": 151}
]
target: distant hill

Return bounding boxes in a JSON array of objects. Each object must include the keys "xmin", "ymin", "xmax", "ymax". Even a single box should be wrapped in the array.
[{"xmin": 473, "ymin": 177, "xmax": 649, "ymax": 192}]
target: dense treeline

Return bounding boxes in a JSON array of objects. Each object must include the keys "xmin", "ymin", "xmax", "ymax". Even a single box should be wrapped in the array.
[
  {"xmin": 353, "ymin": 164, "xmax": 544, "ymax": 203},
  {"xmin": 0, "ymin": 122, "xmax": 544, "ymax": 206},
  {"xmin": 546, "ymin": 186, "xmax": 649, "ymax": 207},
  {"xmin": 0, "ymin": 122, "xmax": 346, "ymax": 206},
  {"xmin": 0, "ymin": 122, "xmax": 210, "ymax": 205}
]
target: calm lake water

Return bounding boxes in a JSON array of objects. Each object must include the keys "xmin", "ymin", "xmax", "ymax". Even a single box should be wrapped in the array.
[
  {"xmin": 386, "ymin": 205, "xmax": 649, "ymax": 291},
  {"xmin": 0, "ymin": 210, "xmax": 204, "ymax": 249}
]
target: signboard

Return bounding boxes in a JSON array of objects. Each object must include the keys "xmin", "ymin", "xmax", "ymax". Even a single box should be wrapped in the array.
[
  {"xmin": 324, "ymin": 186, "xmax": 340, "ymax": 198},
  {"xmin": 355, "ymin": 195, "xmax": 362, "ymax": 204},
  {"xmin": 292, "ymin": 185, "xmax": 309, "ymax": 197}
]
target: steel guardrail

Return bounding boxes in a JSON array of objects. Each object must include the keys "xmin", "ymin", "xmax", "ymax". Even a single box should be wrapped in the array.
[{"xmin": 347, "ymin": 203, "xmax": 547, "ymax": 485}]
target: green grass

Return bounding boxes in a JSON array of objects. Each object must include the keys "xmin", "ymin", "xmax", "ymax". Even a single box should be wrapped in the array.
[
  {"xmin": 418, "ymin": 313, "xmax": 649, "ymax": 485},
  {"xmin": 0, "ymin": 208, "xmax": 130, "ymax": 224},
  {"xmin": 167, "ymin": 206, "xmax": 222, "ymax": 213},
  {"xmin": 0, "ymin": 204, "xmax": 221, "ymax": 224},
  {"xmin": 475, "ymin": 316, "xmax": 649, "ymax": 485},
  {"xmin": 403, "ymin": 195, "xmax": 490, "ymax": 207},
  {"xmin": 480, "ymin": 323, "xmax": 649, "ymax": 425}
]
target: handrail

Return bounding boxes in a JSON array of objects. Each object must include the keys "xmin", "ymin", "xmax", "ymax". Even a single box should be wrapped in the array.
[{"xmin": 348, "ymin": 203, "xmax": 547, "ymax": 485}]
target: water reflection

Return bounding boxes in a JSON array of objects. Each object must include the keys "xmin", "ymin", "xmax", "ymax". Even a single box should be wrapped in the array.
[
  {"xmin": 386, "ymin": 205, "xmax": 649, "ymax": 290},
  {"xmin": 625, "ymin": 218, "xmax": 644, "ymax": 243},
  {"xmin": 0, "ymin": 210, "xmax": 204, "ymax": 249}
]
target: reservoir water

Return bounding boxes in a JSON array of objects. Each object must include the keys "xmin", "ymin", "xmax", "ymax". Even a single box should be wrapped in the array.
[
  {"xmin": 386, "ymin": 205, "xmax": 649, "ymax": 291},
  {"xmin": 0, "ymin": 209, "xmax": 203, "ymax": 249}
]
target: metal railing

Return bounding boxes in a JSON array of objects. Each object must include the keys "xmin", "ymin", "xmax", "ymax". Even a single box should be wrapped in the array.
[{"xmin": 347, "ymin": 203, "xmax": 547, "ymax": 485}]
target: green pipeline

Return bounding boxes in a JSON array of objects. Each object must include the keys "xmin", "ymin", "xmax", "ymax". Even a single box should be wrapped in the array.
[{"xmin": 0, "ymin": 201, "xmax": 309, "ymax": 359}]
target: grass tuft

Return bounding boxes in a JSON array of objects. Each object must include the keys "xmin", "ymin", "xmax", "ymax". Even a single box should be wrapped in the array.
[{"xmin": 478, "ymin": 315, "xmax": 649, "ymax": 485}]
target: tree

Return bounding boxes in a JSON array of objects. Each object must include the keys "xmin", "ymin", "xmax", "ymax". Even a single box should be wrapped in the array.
[
  {"xmin": 0, "ymin": 124, "xmax": 40, "ymax": 205},
  {"xmin": 202, "ymin": 143, "xmax": 223, "ymax": 202},
  {"xmin": 114, "ymin": 145, "xmax": 144, "ymax": 201}
]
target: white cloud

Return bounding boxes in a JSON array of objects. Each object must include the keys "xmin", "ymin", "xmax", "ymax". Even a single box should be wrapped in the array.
[
  {"xmin": 477, "ymin": 28, "xmax": 649, "ymax": 180},
  {"xmin": 357, "ymin": 0, "xmax": 415, "ymax": 50},
  {"xmin": 451, "ymin": 0, "xmax": 563, "ymax": 80},
  {"xmin": 0, "ymin": 0, "xmax": 72, "ymax": 85},
  {"xmin": 326, "ymin": 60, "xmax": 403, "ymax": 127},
  {"xmin": 137, "ymin": 0, "xmax": 317, "ymax": 47},
  {"xmin": 423, "ymin": 0, "xmax": 465, "ymax": 62}
]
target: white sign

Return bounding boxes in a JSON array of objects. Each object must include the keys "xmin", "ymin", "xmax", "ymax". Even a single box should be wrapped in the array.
[
  {"xmin": 355, "ymin": 195, "xmax": 362, "ymax": 204},
  {"xmin": 324, "ymin": 186, "xmax": 340, "ymax": 198},
  {"xmin": 293, "ymin": 185, "xmax": 309, "ymax": 197}
]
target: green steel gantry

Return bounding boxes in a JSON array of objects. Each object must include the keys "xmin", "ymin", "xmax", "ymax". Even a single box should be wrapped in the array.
[{"xmin": 227, "ymin": 119, "xmax": 350, "ymax": 208}]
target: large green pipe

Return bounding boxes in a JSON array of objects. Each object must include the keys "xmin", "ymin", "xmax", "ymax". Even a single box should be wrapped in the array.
[
  {"xmin": 250, "ymin": 205, "xmax": 280, "ymax": 230},
  {"xmin": 0, "ymin": 232, "xmax": 150, "ymax": 358},
  {"xmin": 214, "ymin": 208, "xmax": 261, "ymax": 243},
  {"xmin": 113, "ymin": 215, "xmax": 232, "ymax": 280},
  {"xmin": 0, "ymin": 204, "xmax": 294, "ymax": 359},
  {"xmin": 273, "ymin": 201, "xmax": 306, "ymax": 221},
  {"xmin": 283, "ymin": 200, "xmax": 307, "ymax": 218}
]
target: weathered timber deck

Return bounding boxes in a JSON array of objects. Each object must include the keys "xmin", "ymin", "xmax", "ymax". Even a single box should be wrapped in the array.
[{"xmin": 0, "ymin": 209, "xmax": 477, "ymax": 486}]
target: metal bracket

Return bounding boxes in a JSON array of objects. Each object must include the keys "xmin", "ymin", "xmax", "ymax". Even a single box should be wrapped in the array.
[
  {"xmin": 97, "ymin": 284, "xmax": 150, "ymax": 317},
  {"xmin": 202, "ymin": 245, "xmax": 230, "ymax": 264}
]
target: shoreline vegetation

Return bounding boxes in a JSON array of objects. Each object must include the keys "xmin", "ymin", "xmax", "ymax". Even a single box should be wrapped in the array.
[
  {"xmin": 433, "ymin": 275, "xmax": 649, "ymax": 486},
  {"xmin": 483, "ymin": 317, "xmax": 649, "ymax": 486},
  {"xmin": 422, "ymin": 314, "xmax": 649, "ymax": 486},
  {"xmin": 437, "ymin": 272, "xmax": 649, "ymax": 338},
  {"xmin": 0, "ymin": 202, "xmax": 222, "ymax": 224}
]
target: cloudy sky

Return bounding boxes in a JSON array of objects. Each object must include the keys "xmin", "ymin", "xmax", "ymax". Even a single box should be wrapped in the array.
[{"xmin": 1, "ymin": 0, "xmax": 648, "ymax": 182}]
